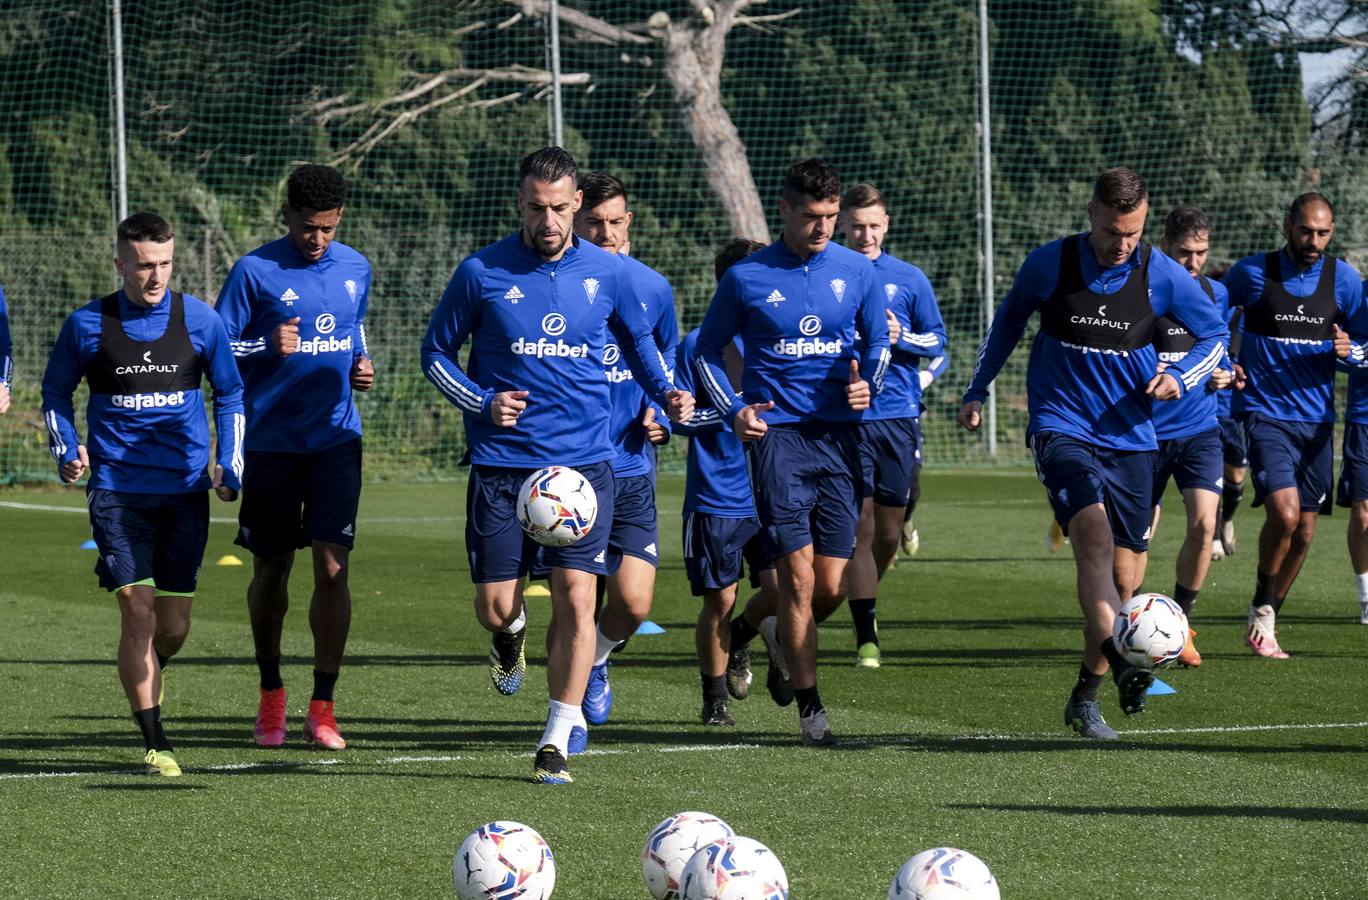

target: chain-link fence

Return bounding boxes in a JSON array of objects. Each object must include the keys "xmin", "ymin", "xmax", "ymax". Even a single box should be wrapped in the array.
[{"xmin": 2, "ymin": 1, "xmax": 1362, "ymax": 482}]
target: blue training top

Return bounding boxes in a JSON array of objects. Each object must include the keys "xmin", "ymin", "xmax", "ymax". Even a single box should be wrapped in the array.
[
  {"xmin": 607, "ymin": 252, "xmax": 679, "ymax": 477},
  {"xmin": 964, "ymin": 234, "xmax": 1228, "ymax": 451},
  {"xmin": 674, "ymin": 329, "xmax": 755, "ymax": 518},
  {"xmin": 1224, "ymin": 249, "xmax": 1368, "ymax": 424},
  {"xmin": 421, "ymin": 233, "xmax": 676, "ymax": 469},
  {"xmin": 1152, "ymin": 274, "xmax": 1232, "ymax": 441},
  {"xmin": 42, "ymin": 289, "xmax": 244, "ymax": 493},
  {"xmin": 694, "ymin": 239, "xmax": 890, "ymax": 428},
  {"xmin": 215, "ymin": 236, "xmax": 372, "ymax": 454},
  {"xmin": 868, "ymin": 250, "xmax": 948, "ymax": 421}
]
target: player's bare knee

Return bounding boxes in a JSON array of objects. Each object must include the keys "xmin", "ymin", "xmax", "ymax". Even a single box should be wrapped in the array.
[{"xmin": 156, "ymin": 619, "xmax": 190, "ymax": 654}]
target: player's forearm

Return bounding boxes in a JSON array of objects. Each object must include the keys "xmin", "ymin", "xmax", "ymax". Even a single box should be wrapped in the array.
[
  {"xmin": 1163, "ymin": 337, "xmax": 1226, "ymax": 396},
  {"xmin": 672, "ymin": 406, "xmax": 726, "ymax": 435},
  {"xmin": 40, "ymin": 398, "xmax": 80, "ymax": 464},
  {"xmin": 420, "ymin": 350, "xmax": 490, "ymax": 416},
  {"xmin": 860, "ymin": 346, "xmax": 891, "ymax": 394},
  {"xmin": 213, "ymin": 407, "xmax": 245, "ymax": 491}
]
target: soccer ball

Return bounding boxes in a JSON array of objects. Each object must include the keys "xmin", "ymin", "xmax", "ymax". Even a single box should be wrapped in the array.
[
  {"xmin": 888, "ymin": 847, "xmax": 999, "ymax": 899},
  {"xmin": 516, "ymin": 466, "xmax": 598, "ymax": 547},
  {"xmin": 1113, "ymin": 591, "xmax": 1189, "ymax": 668},
  {"xmin": 642, "ymin": 811, "xmax": 736, "ymax": 899},
  {"xmin": 452, "ymin": 821, "xmax": 555, "ymax": 899},
  {"xmin": 679, "ymin": 835, "xmax": 788, "ymax": 900}
]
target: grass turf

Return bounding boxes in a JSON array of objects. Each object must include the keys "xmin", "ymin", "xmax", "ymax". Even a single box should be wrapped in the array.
[{"xmin": 1, "ymin": 471, "xmax": 1366, "ymax": 898}]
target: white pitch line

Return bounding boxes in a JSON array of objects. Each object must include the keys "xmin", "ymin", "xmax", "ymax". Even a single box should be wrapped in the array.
[
  {"xmin": 1, "ymin": 722, "xmax": 1364, "ymax": 781},
  {"xmin": 1120, "ymin": 720, "xmax": 1368, "ymax": 736}
]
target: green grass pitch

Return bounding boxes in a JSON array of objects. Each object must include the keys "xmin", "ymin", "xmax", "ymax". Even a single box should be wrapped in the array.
[{"xmin": 1, "ymin": 472, "xmax": 1366, "ymax": 898}]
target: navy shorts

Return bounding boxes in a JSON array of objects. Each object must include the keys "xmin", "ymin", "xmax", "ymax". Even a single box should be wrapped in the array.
[
  {"xmin": 1337, "ymin": 422, "xmax": 1368, "ymax": 507},
  {"xmin": 236, "ymin": 438, "xmax": 362, "ymax": 559},
  {"xmin": 466, "ymin": 461, "xmax": 615, "ymax": 583},
  {"xmin": 1152, "ymin": 428, "xmax": 1223, "ymax": 507},
  {"xmin": 859, "ymin": 417, "xmax": 921, "ymax": 508},
  {"xmin": 1218, "ymin": 416, "xmax": 1248, "ymax": 468},
  {"xmin": 608, "ymin": 473, "xmax": 659, "ymax": 571},
  {"xmin": 745, "ymin": 423, "xmax": 861, "ymax": 559},
  {"xmin": 1244, "ymin": 413, "xmax": 1333, "ymax": 513},
  {"xmin": 89, "ymin": 489, "xmax": 209, "ymax": 594},
  {"xmin": 682, "ymin": 512, "xmax": 778, "ymax": 596},
  {"xmin": 1030, "ymin": 432, "xmax": 1155, "ymax": 552}
]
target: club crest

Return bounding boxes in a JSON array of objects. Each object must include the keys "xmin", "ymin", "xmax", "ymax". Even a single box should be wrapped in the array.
[{"xmin": 583, "ymin": 277, "xmax": 600, "ymax": 303}]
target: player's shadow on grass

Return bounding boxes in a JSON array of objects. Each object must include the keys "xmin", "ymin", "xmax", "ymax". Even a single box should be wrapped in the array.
[
  {"xmin": 85, "ymin": 782, "xmax": 208, "ymax": 792},
  {"xmin": 943, "ymin": 802, "xmax": 1368, "ymax": 825},
  {"xmin": 0, "ymin": 653, "xmax": 490, "ymax": 668},
  {"xmin": 834, "ymin": 647, "xmax": 1078, "ymax": 666}
]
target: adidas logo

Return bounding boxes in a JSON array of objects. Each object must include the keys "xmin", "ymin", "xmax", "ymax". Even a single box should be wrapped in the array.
[
  {"xmin": 279, "ymin": 288, "xmax": 300, "ymax": 306},
  {"xmin": 341, "ymin": 523, "xmax": 354, "ymax": 537},
  {"xmin": 766, "ymin": 290, "xmax": 786, "ymax": 305},
  {"xmin": 504, "ymin": 285, "xmax": 525, "ymax": 304},
  {"xmin": 594, "ymin": 549, "xmax": 606, "ymax": 564},
  {"xmin": 644, "ymin": 542, "xmax": 657, "ymax": 557}
]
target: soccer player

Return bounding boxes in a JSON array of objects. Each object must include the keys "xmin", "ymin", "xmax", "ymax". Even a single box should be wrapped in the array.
[
  {"xmin": 41, "ymin": 211, "xmax": 244, "ymax": 776},
  {"xmin": 1225, "ymin": 193, "xmax": 1367, "ymax": 656},
  {"xmin": 0, "ymin": 281, "xmax": 11, "ymax": 415},
  {"xmin": 673, "ymin": 237, "xmax": 782, "ymax": 726},
  {"xmin": 1208, "ymin": 264, "xmax": 1247, "ymax": 562},
  {"xmin": 1135, "ymin": 206, "xmax": 1232, "ymax": 667},
  {"xmin": 695, "ymin": 158, "xmax": 891, "ymax": 746},
  {"xmin": 1344, "ymin": 285, "xmax": 1368, "ymax": 624},
  {"xmin": 216, "ymin": 164, "xmax": 374, "ymax": 750},
  {"xmin": 960, "ymin": 168, "xmax": 1227, "ymax": 741},
  {"xmin": 421, "ymin": 147, "xmax": 692, "ymax": 784},
  {"xmin": 838, "ymin": 183, "xmax": 948, "ymax": 668},
  {"xmin": 570, "ymin": 173, "xmax": 679, "ymax": 727}
]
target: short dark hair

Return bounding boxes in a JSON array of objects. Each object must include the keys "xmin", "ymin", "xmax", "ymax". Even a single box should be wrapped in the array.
[
  {"xmin": 714, "ymin": 237, "xmax": 766, "ymax": 282},
  {"xmin": 579, "ymin": 172, "xmax": 627, "ymax": 211},
  {"xmin": 840, "ymin": 183, "xmax": 886, "ymax": 213},
  {"xmin": 782, "ymin": 158, "xmax": 842, "ymax": 205},
  {"xmin": 1092, "ymin": 167, "xmax": 1148, "ymax": 213},
  {"xmin": 117, "ymin": 211, "xmax": 173, "ymax": 247},
  {"xmin": 519, "ymin": 146, "xmax": 578, "ymax": 188},
  {"xmin": 1288, "ymin": 192, "xmax": 1333, "ymax": 223},
  {"xmin": 1163, "ymin": 205, "xmax": 1210, "ymax": 245},
  {"xmin": 287, "ymin": 164, "xmax": 348, "ymax": 212}
]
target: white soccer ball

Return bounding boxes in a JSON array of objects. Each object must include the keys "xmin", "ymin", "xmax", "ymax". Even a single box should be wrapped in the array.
[
  {"xmin": 1113, "ymin": 591, "xmax": 1189, "ymax": 668},
  {"xmin": 679, "ymin": 835, "xmax": 788, "ymax": 900},
  {"xmin": 516, "ymin": 466, "xmax": 598, "ymax": 548},
  {"xmin": 888, "ymin": 847, "xmax": 999, "ymax": 899},
  {"xmin": 642, "ymin": 811, "xmax": 736, "ymax": 899},
  {"xmin": 452, "ymin": 820, "xmax": 555, "ymax": 899}
]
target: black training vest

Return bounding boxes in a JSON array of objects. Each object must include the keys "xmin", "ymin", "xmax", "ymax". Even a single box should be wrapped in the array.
[
  {"xmin": 1040, "ymin": 236, "xmax": 1156, "ymax": 351},
  {"xmin": 1152, "ymin": 275, "xmax": 1216, "ymax": 356},
  {"xmin": 84, "ymin": 291, "xmax": 202, "ymax": 394},
  {"xmin": 1241, "ymin": 252, "xmax": 1337, "ymax": 341}
]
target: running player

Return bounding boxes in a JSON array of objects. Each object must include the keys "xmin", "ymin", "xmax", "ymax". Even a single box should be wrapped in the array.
[
  {"xmin": 838, "ymin": 183, "xmax": 948, "ymax": 668},
  {"xmin": 674, "ymin": 237, "xmax": 781, "ymax": 726},
  {"xmin": 421, "ymin": 147, "xmax": 691, "ymax": 784},
  {"xmin": 960, "ymin": 168, "xmax": 1227, "ymax": 740},
  {"xmin": 1226, "ymin": 192, "xmax": 1366, "ymax": 657},
  {"xmin": 1209, "ymin": 264, "xmax": 1247, "ymax": 561},
  {"xmin": 0, "ymin": 281, "xmax": 11, "ymax": 414},
  {"xmin": 695, "ymin": 158, "xmax": 891, "ymax": 746},
  {"xmin": 41, "ymin": 211, "xmax": 244, "ymax": 776},
  {"xmin": 1135, "ymin": 205, "xmax": 1232, "ymax": 667},
  {"xmin": 570, "ymin": 173, "xmax": 679, "ymax": 727},
  {"xmin": 1343, "ymin": 281, "xmax": 1368, "ymax": 624},
  {"xmin": 216, "ymin": 164, "xmax": 374, "ymax": 750}
]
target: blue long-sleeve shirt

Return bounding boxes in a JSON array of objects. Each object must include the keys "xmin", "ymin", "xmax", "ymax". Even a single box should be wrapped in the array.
[
  {"xmin": 608, "ymin": 253, "xmax": 679, "ymax": 477},
  {"xmin": 0, "ymin": 283, "xmax": 11, "ymax": 386},
  {"xmin": 1153, "ymin": 276, "xmax": 1231, "ymax": 440},
  {"xmin": 694, "ymin": 240, "xmax": 891, "ymax": 428},
  {"xmin": 964, "ymin": 235, "xmax": 1228, "ymax": 451},
  {"xmin": 1341, "ymin": 278, "xmax": 1368, "ymax": 425},
  {"xmin": 41, "ymin": 290, "xmax": 244, "ymax": 493},
  {"xmin": 1225, "ymin": 249, "xmax": 1367, "ymax": 424},
  {"xmin": 215, "ymin": 236, "xmax": 371, "ymax": 454},
  {"xmin": 869, "ymin": 251, "xmax": 947, "ymax": 421},
  {"xmin": 422, "ymin": 233, "xmax": 676, "ymax": 468},
  {"xmin": 674, "ymin": 330, "xmax": 754, "ymax": 517}
]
